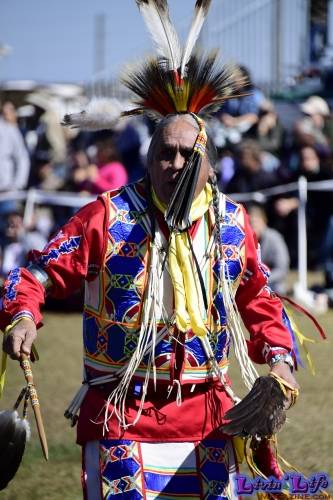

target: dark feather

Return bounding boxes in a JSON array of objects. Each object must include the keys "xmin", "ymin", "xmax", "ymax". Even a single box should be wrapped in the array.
[
  {"xmin": 121, "ymin": 58, "xmax": 176, "ymax": 116},
  {"xmin": 165, "ymin": 153, "xmax": 201, "ymax": 230},
  {"xmin": 0, "ymin": 411, "xmax": 28, "ymax": 490},
  {"xmin": 195, "ymin": 0, "xmax": 211, "ymax": 11},
  {"xmin": 217, "ymin": 381, "xmax": 264, "ymax": 420},
  {"xmin": 222, "ymin": 377, "xmax": 276, "ymax": 422},
  {"xmin": 136, "ymin": 0, "xmax": 167, "ymax": 10},
  {"xmin": 122, "ymin": 52, "xmax": 245, "ymax": 117},
  {"xmin": 0, "ymin": 410, "xmax": 17, "ymax": 447},
  {"xmin": 185, "ymin": 53, "xmax": 246, "ymax": 114},
  {"xmin": 221, "ymin": 376, "xmax": 287, "ymax": 438}
]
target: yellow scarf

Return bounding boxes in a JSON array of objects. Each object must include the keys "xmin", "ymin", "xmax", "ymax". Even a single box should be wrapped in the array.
[{"xmin": 152, "ymin": 184, "xmax": 212, "ymax": 336}]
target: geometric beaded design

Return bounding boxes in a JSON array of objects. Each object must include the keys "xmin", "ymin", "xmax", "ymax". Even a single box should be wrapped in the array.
[
  {"xmin": 98, "ymin": 438, "xmax": 232, "ymax": 499},
  {"xmin": 100, "ymin": 440, "xmax": 143, "ymax": 499}
]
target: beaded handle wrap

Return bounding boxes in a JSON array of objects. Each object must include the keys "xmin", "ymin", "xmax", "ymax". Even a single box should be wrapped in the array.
[{"xmin": 20, "ymin": 355, "xmax": 48, "ymax": 460}]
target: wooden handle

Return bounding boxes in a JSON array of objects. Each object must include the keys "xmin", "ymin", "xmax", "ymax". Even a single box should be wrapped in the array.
[{"xmin": 20, "ymin": 354, "xmax": 49, "ymax": 461}]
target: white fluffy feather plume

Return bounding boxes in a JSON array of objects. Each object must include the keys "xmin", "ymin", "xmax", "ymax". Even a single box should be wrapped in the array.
[
  {"xmin": 181, "ymin": 0, "xmax": 212, "ymax": 77},
  {"xmin": 135, "ymin": 0, "xmax": 181, "ymax": 71},
  {"xmin": 61, "ymin": 97, "xmax": 126, "ymax": 131}
]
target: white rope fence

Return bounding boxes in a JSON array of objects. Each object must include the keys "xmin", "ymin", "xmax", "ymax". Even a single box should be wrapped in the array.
[{"xmin": 1, "ymin": 176, "xmax": 332, "ymax": 301}]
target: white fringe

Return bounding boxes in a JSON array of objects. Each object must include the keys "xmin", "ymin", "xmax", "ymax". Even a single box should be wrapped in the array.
[
  {"xmin": 200, "ymin": 335, "xmax": 240, "ymax": 404},
  {"xmin": 64, "ymin": 314, "xmax": 174, "ymax": 423},
  {"xmin": 167, "ymin": 379, "xmax": 182, "ymax": 406},
  {"xmin": 101, "ymin": 238, "xmax": 160, "ymax": 431},
  {"xmin": 13, "ymin": 410, "xmax": 31, "ymax": 441},
  {"xmin": 219, "ymin": 195, "xmax": 258, "ymax": 390},
  {"xmin": 21, "ymin": 417, "xmax": 31, "ymax": 441}
]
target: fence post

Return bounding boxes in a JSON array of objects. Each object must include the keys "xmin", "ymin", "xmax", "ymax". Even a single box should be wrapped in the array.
[
  {"xmin": 23, "ymin": 188, "xmax": 37, "ymax": 228},
  {"xmin": 297, "ymin": 175, "xmax": 308, "ymax": 291}
]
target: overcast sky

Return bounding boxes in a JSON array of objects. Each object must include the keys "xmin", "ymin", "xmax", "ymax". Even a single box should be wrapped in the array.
[{"xmin": 0, "ymin": 0, "xmax": 214, "ymax": 84}]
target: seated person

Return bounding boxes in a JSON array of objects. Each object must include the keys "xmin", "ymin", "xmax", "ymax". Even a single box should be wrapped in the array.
[
  {"xmin": 248, "ymin": 204, "xmax": 290, "ymax": 295},
  {"xmin": 212, "ymin": 65, "xmax": 265, "ymax": 148}
]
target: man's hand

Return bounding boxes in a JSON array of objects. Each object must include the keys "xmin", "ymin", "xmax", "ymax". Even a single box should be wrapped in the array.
[
  {"xmin": 270, "ymin": 361, "xmax": 300, "ymax": 408},
  {"xmin": 3, "ymin": 318, "xmax": 37, "ymax": 360}
]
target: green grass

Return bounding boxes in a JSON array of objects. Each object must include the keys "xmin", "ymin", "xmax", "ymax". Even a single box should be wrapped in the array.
[{"xmin": 1, "ymin": 303, "xmax": 333, "ymax": 499}]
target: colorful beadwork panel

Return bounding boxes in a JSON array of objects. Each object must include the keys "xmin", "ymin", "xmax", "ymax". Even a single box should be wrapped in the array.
[{"xmin": 84, "ymin": 438, "xmax": 237, "ymax": 499}]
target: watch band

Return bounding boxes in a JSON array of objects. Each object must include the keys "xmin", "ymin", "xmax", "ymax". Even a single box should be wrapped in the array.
[{"xmin": 268, "ymin": 352, "xmax": 294, "ymax": 371}]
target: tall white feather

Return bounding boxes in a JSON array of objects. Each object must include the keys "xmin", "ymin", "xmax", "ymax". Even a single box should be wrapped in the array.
[
  {"xmin": 136, "ymin": 0, "xmax": 181, "ymax": 71},
  {"xmin": 180, "ymin": 0, "xmax": 212, "ymax": 78}
]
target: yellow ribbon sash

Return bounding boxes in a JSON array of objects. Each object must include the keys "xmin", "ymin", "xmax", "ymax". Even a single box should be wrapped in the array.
[{"xmin": 152, "ymin": 184, "xmax": 212, "ymax": 336}]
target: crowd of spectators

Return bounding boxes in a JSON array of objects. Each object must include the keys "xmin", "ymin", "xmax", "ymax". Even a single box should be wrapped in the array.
[{"xmin": 2, "ymin": 68, "xmax": 333, "ymax": 305}]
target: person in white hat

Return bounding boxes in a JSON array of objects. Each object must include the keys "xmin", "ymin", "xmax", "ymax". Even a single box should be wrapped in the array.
[{"xmin": 294, "ymin": 95, "xmax": 331, "ymax": 149}]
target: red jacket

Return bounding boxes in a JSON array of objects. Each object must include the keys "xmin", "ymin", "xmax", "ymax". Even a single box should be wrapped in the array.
[{"xmin": 0, "ymin": 191, "xmax": 293, "ymax": 444}]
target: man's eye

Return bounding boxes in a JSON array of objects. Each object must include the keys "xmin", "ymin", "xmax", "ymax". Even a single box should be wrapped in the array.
[{"xmin": 159, "ymin": 148, "xmax": 174, "ymax": 161}]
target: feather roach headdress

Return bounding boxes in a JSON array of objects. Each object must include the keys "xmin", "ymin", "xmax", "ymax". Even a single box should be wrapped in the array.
[
  {"xmin": 122, "ymin": 0, "xmax": 243, "ymax": 117},
  {"xmin": 121, "ymin": 0, "xmax": 245, "ymax": 229},
  {"xmin": 63, "ymin": 0, "xmax": 246, "ymax": 230}
]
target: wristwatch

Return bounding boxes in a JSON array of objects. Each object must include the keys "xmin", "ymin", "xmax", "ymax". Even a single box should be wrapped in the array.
[{"xmin": 268, "ymin": 352, "xmax": 294, "ymax": 371}]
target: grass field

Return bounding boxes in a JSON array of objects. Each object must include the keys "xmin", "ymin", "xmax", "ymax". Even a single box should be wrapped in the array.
[{"xmin": 1, "ymin": 302, "xmax": 333, "ymax": 499}]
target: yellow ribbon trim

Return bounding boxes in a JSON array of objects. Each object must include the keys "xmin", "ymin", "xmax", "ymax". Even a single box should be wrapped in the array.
[
  {"xmin": 232, "ymin": 436, "xmax": 245, "ymax": 464},
  {"xmin": 284, "ymin": 304, "xmax": 317, "ymax": 375},
  {"xmin": 0, "ymin": 350, "xmax": 7, "ymax": 399},
  {"xmin": 152, "ymin": 184, "xmax": 212, "ymax": 336},
  {"xmin": 0, "ymin": 316, "xmax": 39, "ymax": 399}
]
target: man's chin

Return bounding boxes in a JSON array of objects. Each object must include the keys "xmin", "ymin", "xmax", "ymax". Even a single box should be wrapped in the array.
[{"xmin": 155, "ymin": 187, "xmax": 174, "ymax": 205}]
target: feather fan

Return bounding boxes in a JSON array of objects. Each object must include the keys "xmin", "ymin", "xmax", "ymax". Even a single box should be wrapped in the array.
[{"xmin": 221, "ymin": 376, "xmax": 288, "ymax": 438}]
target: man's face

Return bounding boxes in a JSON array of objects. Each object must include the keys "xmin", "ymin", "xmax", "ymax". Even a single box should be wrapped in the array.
[
  {"xmin": 249, "ymin": 210, "xmax": 266, "ymax": 239},
  {"xmin": 149, "ymin": 118, "xmax": 212, "ymax": 204},
  {"xmin": 239, "ymin": 150, "xmax": 261, "ymax": 173},
  {"xmin": 300, "ymin": 146, "xmax": 320, "ymax": 173}
]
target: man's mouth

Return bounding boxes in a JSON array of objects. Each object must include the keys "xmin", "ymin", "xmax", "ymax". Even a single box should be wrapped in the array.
[{"xmin": 168, "ymin": 175, "xmax": 180, "ymax": 185}]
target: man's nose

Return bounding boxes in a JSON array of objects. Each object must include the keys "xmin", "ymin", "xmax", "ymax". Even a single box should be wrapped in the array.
[{"xmin": 172, "ymin": 151, "xmax": 185, "ymax": 170}]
